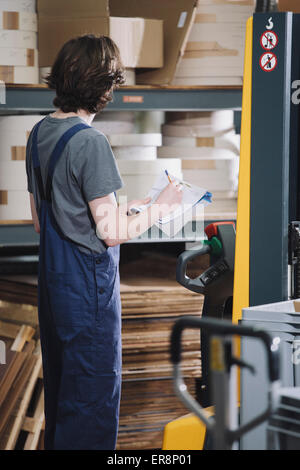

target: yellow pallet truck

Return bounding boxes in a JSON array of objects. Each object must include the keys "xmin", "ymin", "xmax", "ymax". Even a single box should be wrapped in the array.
[
  {"xmin": 169, "ymin": 316, "xmax": 280, "ymax": 450},
  {"xmin": 163, "ymin": 221, "xmax": 236, "ymax": 450}
]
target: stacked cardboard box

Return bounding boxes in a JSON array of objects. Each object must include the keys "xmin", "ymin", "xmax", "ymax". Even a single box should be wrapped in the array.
[
  {"xmin": 158, "ymin": 110, "xmax": 240, "ymax": 218},
  {"xmin": 38, "ymin": 0, "xmax": 163, "ymax": 83},
  {"xmin": 172, "ymin": 0, "xmax": 256, "ymax": 86},
  {"xmin": 278, "ymin": 0, "xmax": 300, "ymax": 11},
  {"xmin": 110, "ymin": 0, "xmax": 197, "ymax": 86},
  {"xmin": 0, "ymin": 0, "xmax": 38, "ymax": 85}
]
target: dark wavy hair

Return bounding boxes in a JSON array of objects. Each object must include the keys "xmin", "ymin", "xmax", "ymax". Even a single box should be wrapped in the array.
[{"xmin": 45, "ymin": 35, "xmax": 125, "ymax": 113}]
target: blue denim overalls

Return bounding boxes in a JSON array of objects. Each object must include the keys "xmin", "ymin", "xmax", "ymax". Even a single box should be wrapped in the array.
[{"xmin": 31, "ymin": 119, "xmax": 122, "ymax": 450}]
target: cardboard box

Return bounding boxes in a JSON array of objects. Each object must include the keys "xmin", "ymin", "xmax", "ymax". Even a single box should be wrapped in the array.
[
  {"xmin": 109, "ymin": 0, "xmax": 197, "ymax": 85},
  {"xmin": 278, "ymin": 0, "xmax": 300, "ymax": 12},
  {"xmin": 38, "ymin": 0, "xmax": 163, "ymax": 69},
  {"xmin": 38, "ymin": 0, "xmax": 108, "ymax": 17}
]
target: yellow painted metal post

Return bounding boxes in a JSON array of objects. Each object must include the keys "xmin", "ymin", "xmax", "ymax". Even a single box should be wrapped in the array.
[{"xmin": 232, "ymin": 17, "xmax": 253, "ymax": 324}]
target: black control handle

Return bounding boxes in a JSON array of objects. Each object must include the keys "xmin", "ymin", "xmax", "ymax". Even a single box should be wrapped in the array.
[
  {"xmin": 170, "ymin": 316, "xmax": 280, "ymax": 383},
  {"xmin": 176, "ymin": 245, "xmax": 211, "ymax": 293}
]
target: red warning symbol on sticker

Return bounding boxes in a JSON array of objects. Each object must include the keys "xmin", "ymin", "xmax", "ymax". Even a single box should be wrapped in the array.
[
  {"xmin": 260, "ymin": 52, "xmax": 277, "ymax": 72},
  {"xmin": 260, "ymin": 31, "xmax": 278, "ymax": 50}
]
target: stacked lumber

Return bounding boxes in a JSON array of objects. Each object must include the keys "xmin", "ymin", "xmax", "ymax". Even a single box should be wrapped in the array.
[
  {"xmin": 172, "ymin": 0, "xmax": 255, "ymax": 86},
  {"xmin": 0, "ymin": 0, "xmax": 38, "ymax": 84},
  {"xmin": 0, "ymin": 320, "xmax": 43, "ymax": 450},
  {"xmin": 0, "ymin": 265, "xmax": 205, "ymax": 451},
  {"xmin": 117, "ymin": 277, "xmax": 203, "ymax": 450}
]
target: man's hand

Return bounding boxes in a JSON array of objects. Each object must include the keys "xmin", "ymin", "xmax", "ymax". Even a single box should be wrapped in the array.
[{"xmin": 126, "ymin": 196, "xmax": 152, "ymax": 215}]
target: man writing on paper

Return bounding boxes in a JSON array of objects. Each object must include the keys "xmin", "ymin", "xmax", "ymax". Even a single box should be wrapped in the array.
[{"xmin": 26, "ymin": 35, "xmax": 182, "ymax": 450}]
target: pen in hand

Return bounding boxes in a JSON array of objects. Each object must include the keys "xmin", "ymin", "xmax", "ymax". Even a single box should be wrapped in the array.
[{"xmin": 165, "ymin": 169, "xmax": 172, "ymax": 184}]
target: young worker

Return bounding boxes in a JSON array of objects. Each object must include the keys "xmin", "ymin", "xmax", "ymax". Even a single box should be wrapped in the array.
[{"xmin": 26, "ymin": 35, "xmax": 182, "ymax": 450}]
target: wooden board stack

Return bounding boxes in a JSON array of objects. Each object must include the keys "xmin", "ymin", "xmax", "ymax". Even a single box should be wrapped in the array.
[
  {"xmin": 172, "ymin": 0, "xmax": 255, "ymax": 86},
  {"xmin": 0, "ymin": 320, "xmax": 43, "ymax": 450},
  {"xmin": 0, "ymin": 0, "xmax": 38, "ymax": 84},
  {"xmin": 0, "ymin": 115, "xmax": 41, "ymax": 221},
  {"xmin": 159, "ymin": 110, "xmax": 239, "ymax": 218},
  {"xmin": 118, "ymin": 277, "xmax": 203, "ymax": 450},
  {"xmin": 0, "ymin": 260, "xmax": 205, "ymax": 451}
]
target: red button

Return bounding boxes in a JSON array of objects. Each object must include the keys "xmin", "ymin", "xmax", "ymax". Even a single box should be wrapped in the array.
[{"xmin": 205, "ymin": 221, "xmax": 235, "ymax": 240}]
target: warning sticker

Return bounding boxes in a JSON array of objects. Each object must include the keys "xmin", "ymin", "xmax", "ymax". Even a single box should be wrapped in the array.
[
  {"xmin": 260, "ymin": 31, "xmax": 278, "ymax": 50},
  {"xmin": 260, "ymin": 52, "xmax": 277, "ymax": 72}
]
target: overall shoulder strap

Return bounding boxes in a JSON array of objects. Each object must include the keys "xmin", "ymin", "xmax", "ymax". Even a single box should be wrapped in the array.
[
  {"xmin": 31, "ymin": 118, "xmax": 46, "ymax": 200},
  {"xmin": 45, "ymin": 123, "xmax": 90, "ymax": 201}
]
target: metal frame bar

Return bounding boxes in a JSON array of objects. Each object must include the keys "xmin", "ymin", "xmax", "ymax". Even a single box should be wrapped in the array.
[
  {"xmin": 249, "ymin": 12, "xmax": 293, "ymax": 306},
  {"xmin": 0, "ymin": 86, "xmax": 243, "ymax": 113}
]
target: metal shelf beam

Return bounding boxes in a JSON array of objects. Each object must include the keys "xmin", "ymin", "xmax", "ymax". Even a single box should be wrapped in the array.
[{"xmin": 0, "ymin": 85, "xmax": 243, "ymax": 113}]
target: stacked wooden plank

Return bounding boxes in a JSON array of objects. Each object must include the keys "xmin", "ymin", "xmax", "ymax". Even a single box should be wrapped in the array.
[
  {"xmin": 0, "ymin": 266, "xmax": 205, "ymax": 451},
  {"xmin": 172, "ymin": 0, "xmax": 255, "ymax": 86},
  {"xmin": 0, "ymin": 320, "xmax": 43, "ymax": 450},
  {"xmin": 0, "ymin": 0, "xmax": 38, "ymax": 84},
  {"xmin": 117, "ymin": 277, "xmax": 203, "ymax": 450}
]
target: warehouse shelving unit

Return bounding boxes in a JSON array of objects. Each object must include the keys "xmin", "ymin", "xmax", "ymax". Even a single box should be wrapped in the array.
[{"xmin": 0, "ymin": 84, "xmax": 241, "ymax": 267}]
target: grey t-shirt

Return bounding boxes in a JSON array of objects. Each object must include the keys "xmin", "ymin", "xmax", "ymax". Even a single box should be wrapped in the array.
[{"xmin": 26, "ymin": 115, "xmax": 123, "ymax": 254}]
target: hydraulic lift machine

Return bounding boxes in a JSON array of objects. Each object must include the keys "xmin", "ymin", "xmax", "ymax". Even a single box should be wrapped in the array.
[{"xmin": 164, "ymin": 3, "xmax": 300, "ymax": 450}]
